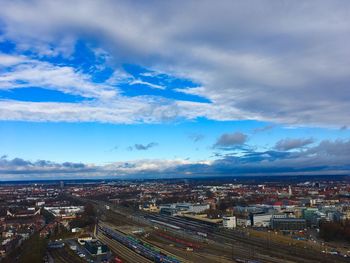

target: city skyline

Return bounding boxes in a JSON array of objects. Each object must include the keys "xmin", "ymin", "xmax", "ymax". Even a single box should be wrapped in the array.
[{"xmin": 1, "ymin": 1, "xmax": 350, "ymax": 180}]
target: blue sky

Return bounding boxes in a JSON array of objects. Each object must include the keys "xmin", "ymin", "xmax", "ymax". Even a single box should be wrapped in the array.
[
  {"xmin": 0, "ymin": 1, "xmax": 350, "ymax": 179},
  {"xmin": 1, "ymin": 120, "xmax": 348, "ymax": 165}
]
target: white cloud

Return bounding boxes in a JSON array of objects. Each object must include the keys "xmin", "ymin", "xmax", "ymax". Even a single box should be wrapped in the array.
[
  {"xmin": 129, "ymin": 79, "xmax": 165, "ymax": 90},
  {"xmin": 0, "ymin": 54, "xmax": 118, "ymax": 99},
  {"xmin": 0, "ymin": 97, "xmax": 241, "ymax": 124},
  {"xmin": 106, "ymin": 69, "xmax": 133, "ymax": 85},
  {"xmin": 0, "ymin": 1, "xmax": 350, "ymax": 125},
  {"xmin": 0, "ymin": 53, "xmax": 25, "ymax": 66}
]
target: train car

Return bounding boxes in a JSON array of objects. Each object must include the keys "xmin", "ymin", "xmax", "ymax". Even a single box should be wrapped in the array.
[
  {"xmin": 150, "ymin": 219, "xmax": 182, "ymax": 230},
  {"xmin": 100, "ymin": 226, "xmax": 181, "ymax": 263},
  {"xmin": 197, "ymin": 232, "xmax": 207, "ymax": 237},
  {"xmin": 114, "ymin": 256, "xmax": 123, "ymax": 263},
  {"xmin": 156, "ymin": 231, "xmax": 201, "ymax": 249}
]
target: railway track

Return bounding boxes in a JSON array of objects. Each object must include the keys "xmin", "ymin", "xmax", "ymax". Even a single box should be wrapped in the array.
[
  {"xmin": 98, "ymin": 233, "xmax": 152, "ymax": 263},
  {"xmin": 49, "ymin": 248, "xmax": 85, "ymax": 263},
  {"xmin": 143, "ymin": 213, "xmax": 346, "ymax": 263},
  {"xmin": 100, "ymin": 221, "xmax": 190, "ymax": 263},
  {"xmin": 86, "ymin": 199, "xmax": 350, "ymax": 263}
]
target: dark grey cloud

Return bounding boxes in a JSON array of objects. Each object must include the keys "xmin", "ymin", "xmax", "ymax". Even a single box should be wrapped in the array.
[
  {"xmin": 188, "ymin": 133, "xmax": 204, "ymax": 142},
  {"xmin": 35, "ymin": 160, "xmax": 55, "ymax": 167},
  {"xmin": 275, "ymin": 138, "xmax": 314, "ymax": 151},
  {"xmin": 0, "ymin": 156, "xmax": 91, "ymax": 176},
  {"xmin": 135, "ymin": 142, "xmax": 158, "ymax": 150},
  {"xmin": 1, "ymin": 139, "xmax": 350, "ymax": 179},
  {"xmin": 131, "ymin": 142, "xmax": 158, "ymax": 151},
  {"xmin": 107, "ymin": 146, "xmax": 119, "ymax": 152},
  {"xmin": 7, "ymin": 158, "xmax": 31, "ymax": 166},
  {"xmin": 155, "ymin": 139, "xmax": 350, "ymax": 176},
  {"xmin": 253, "ymin": 125, "xmax": 275, "ymax": 133},
  {"xmin": 62, "ymin": 162, "xmax": 86, "ymax": 169},
  {"xmin": 214, "ymin": 132, "xmax": 247, "ymax": 149},
  {"xmin": 307, "ymin": 139, "xmax": 350, "ymax": 157},
  {"xmin": 171, "ymin": 139, "xmax": 350, "ymax": 176}
]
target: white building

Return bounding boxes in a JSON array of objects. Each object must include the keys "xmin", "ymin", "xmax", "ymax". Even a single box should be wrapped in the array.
[
  {"xmin": 44, "ymin": 206, "xmax": 84, "ymax": 218},
  {"xmin": 222, "ymin": 216, "xmax": 236, "ymax": 229},
  {"xmin": 236, "ymin": 217, "xmax": 251, "ymax": 227},
  {"xmin": 159, "ymin": 203, "xmax": 209, "ymax": 215},
  {"xmin": 251, "ymin": 213, "xmax": 273, "ymax": 227}
]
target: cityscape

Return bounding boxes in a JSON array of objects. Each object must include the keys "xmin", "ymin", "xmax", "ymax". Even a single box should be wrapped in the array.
[
  {"xmin": 1, "ymin": 0, "xmax": 350, "ymax": 262},
  {"xmin": 1, "ymin": 176, "xmax": 350, "ymax": 262}
]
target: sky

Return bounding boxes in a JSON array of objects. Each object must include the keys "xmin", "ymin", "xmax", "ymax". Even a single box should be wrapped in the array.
[{"xmin": 0, "ymin": 0, "xmax": 350, "ymax": 180}]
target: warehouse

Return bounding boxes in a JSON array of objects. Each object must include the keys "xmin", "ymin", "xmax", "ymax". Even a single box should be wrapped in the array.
[
  {"xmin": 84, "ymin": 240, "xmax": 109, "ymax": 255},
  {"xmin": 271, "ymin": 218, "xmax": 306, "ymax": 231}
]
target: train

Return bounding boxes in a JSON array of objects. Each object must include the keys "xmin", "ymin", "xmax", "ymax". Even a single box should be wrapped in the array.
[
  {"xmin": 114, "ymin": 256, "xmax": 123, "ymax": 263},
  {"xmin": 156, "ymin": 231, "xmax": 201, "ymax": 249},
  {"xmin": 145, "ymin": 214, "xmax": 213, "ymax": 237},
  {"xmin": 150, "ymin": 219, "xmax": 182, "ymax": 230},
  {"xmin": 99, "ymin": 226, "xmax": 181, "ymax": 263}
]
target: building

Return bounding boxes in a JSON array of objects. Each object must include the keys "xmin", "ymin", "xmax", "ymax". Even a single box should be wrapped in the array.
[
  {"xmin": 236, "ymin": 217, "xmax": 251, "ymax": 227},
  {"xmin": 44, "ymin": 206, "xmax": 84, "ymax": 220},
  {"xmin": 302, "ymin": 208, "xmax": 318, "ymax": 221},
  {"xmin": 78, "ymin": 235, "xmax": 93, "ymax": 245},
  {"xmin": 222, "ymin": 216, "xmax": 236, "ymax": 229},
  {"xmin": 159, "ymin": 207, "xmax": 178, "ymax": 216},
  {"xmin": 6, "ymin": 208, "xmax": 41, "ymax": 218},
  {"xmin": 250, "ymin": 213, "xmax": 273, "ymax": 227},
  {"xmin": 302, "ymin": 208, "xmax": 324, "ymax": 226},
  {"xmin": 271, "ymin": 218, "xmax": 306, "ymax": 231},
  {"xmin": 159, "ymin": 203, "xmax": 209, "ymax": 215},
  {"xmin": 139, "ymin": 203, "xmax": 159, "ymax": 212},
  {"xmin": 84, "ymin": 240, "xmax": 109, "ymax": 255},
  {"xmin": 48, "ymin": 241, "xmax": 65, "ymax": 249}
]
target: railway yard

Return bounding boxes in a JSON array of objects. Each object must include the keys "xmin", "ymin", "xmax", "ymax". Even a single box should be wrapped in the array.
[
  {"xmin": 85, "ymin": 199, "xmax": 350, "ymax": 263},
  {"xmin": 42, "ymin": 195, "xmax": 350, "ymax": 263},
  {"xmin": 49, "ymin": 247, "xmax": 86, "ymax": 263}
]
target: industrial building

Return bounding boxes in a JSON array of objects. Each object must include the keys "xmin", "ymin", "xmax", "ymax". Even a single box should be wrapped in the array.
[
  {"xmin": 271, "ymin": 218, "xmax": 306, "ymax": 231},
  {"xmin": 84, "ymin": 240, "xmax": 109, "ymax": 255},
  {"xmin": 222, "ymin": 216, "xmax": 236, "ymax": 229},
  {"xmin": 250, "ymin": 213, "xmax": 273, "ymax": 227},
  {"xmin": 236, "ymin": 217, "xmax": 251, "ymax": 227},
  {"xmin": 159, "ymin": 203, "xmax": 209, "ymax": 215}
]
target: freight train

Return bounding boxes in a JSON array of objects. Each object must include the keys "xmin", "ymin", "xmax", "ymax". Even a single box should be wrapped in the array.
[
  {"xmin": 99, "ymin": 226, "xmax": 181, "ymax": 263},
  {"xmin": 156, "ymin": 231, "xmax": 201, "ymax": 249}
]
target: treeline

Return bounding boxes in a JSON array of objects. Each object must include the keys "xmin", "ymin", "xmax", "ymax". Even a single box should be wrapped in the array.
[
  {"xmin": 69, "ymin": 203, "xmax": 96, "ymax": 229},
  {"xmin": 3, "ymin": 233, "xmax": 47, "ymax": 263},
  {"xmin": 319, "ymin": 220, "xmax": 350, "ymax": 242}
]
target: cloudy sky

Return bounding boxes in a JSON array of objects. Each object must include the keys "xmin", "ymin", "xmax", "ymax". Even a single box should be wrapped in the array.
[{"xmin": 0, "ymin": 0, "xmax": 350, "ymax": 180}]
